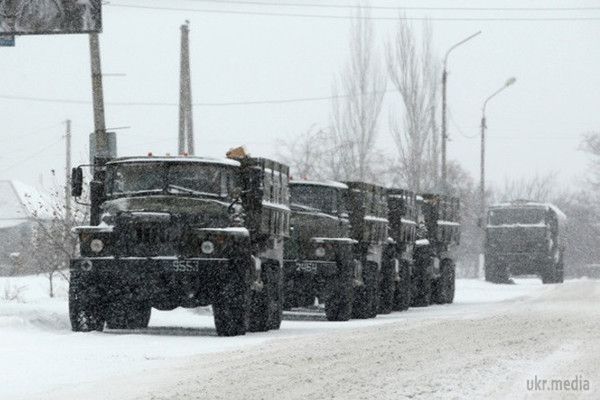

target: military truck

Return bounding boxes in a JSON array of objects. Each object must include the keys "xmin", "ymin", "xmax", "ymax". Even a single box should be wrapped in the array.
[
  {"xmin": 381, "ymin": 189, "xmax": 418, "ymax": 313},
  {"xmin": 411, "ymin": 194, "xmax": 460, "ymax": 306},
  {"xmin": 485, "ymin": 201, "xmax": 566, "ymax": 284},
  {"xmin": 68, "ymin": 154, "xmax": 290, "ymax": 337},
  {"xmin": 343, "ymin": 182, "xmax": 389, "ymax": 319},
  {"xmin": 283, "ymin": 180, "xmax": 357, "ymax": 321}
]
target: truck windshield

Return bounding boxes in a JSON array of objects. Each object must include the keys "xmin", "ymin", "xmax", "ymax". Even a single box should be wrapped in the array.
[
  {"xmin": 488, "ymin": 208, "xmax": 546, "ymax": 226},
  {"xmin": 107, "ymin": 162, "xmax": 234, "ymax": 197},
  {"xmin": 290, "ymin": 185, "xmax": 339, "ymax": 214}
]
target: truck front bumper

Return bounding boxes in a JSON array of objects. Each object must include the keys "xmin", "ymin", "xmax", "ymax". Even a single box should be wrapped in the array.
[
  {"xmin": 487, "ymin": 253, "xmax": 550, "ymax": 276},
  {"xmin": 71, "ymin": 256, "xmax": 230, "ymax": 278},
  {"xmin": 283, "ymin": 260, "xmax": 337, "ymax": 277}
]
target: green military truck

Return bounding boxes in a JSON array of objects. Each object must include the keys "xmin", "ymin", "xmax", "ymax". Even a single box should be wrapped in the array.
[
  {"xmin": 412, "ymin": 194, "xmax": 460, "ymax": 306},
  {"xmin": 343, "ymin": 182, "xmax": 390, "ymax": 319},
  {"xmin": 382, "ymin": 189, "xmax": 418, "ymax": 313},
  {"xmin": 485, "ymin": 201, "xmax": 566, "ymax": 284},
  {"xmin": 69, "ymin": 154, "xmax": 290, "ymax": 336},
  {"xmin": 283, "ymin": 180, "xmax": 357, "ymax": 321}
]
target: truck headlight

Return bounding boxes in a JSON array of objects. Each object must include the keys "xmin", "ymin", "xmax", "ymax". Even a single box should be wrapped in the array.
[
  {"xmin": 315, "ymin": 246, "xmax": 326, "ymax": 258},
  {"xmin": 201, "ymin": 240, "xmax": 215, "ymax": 255},
  {"xmin": 90, "ymin": 239, "xmax": 104, "ymax": 253}
]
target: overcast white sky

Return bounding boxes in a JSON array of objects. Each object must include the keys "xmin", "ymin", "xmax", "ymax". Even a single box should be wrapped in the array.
[{"xmin": 0, "ymin": 0, "xmax": 599, "ymax": 194}]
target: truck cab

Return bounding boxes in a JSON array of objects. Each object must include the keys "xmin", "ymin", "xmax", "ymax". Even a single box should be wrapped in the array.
[
  {"xmin": 412, "ymin": 194, "xmax": 460, "ymax": 306},
  {"xmin": 69, "ymin": 155, "xmax": 290, "ymax": 336},
  {"xmin": 383, "ymin": 189, "xmax": 418, "ymax": 312},
  {"xmin": 283, "ymin": 180, "xmax": 357, "ymax": 321},
  {"xmin": 485, "ymin": 201, "xmax": 566, "ymax": 284},
  {"xmin": 343, "ymin": 182, "xmax": 389, "ymax": 319}
]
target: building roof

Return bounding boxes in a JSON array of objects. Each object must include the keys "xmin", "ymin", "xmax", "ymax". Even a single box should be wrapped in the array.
[{"xmin": 0, "ymin": 181, "xmax": 53, "ymax": 229}]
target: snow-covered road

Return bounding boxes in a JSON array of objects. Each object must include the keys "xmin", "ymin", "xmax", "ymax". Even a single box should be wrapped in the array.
[{"xmin": 1, "ymin": 276, "xmax": 598, "ymax": 399}]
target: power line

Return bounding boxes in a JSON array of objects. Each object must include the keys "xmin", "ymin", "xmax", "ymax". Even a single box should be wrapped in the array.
[
  {"xmin": 106, "ymin": 3, "xmax": 600, "ymax": 21},
  {"xmin": 0, "ymin": 90, "xmax": 392, "ymax": 107},
  {"xmin": 181, "ymin": 0, "xmax": 600, "ymax": 12},
  {"xmin": 0, "ymin": 139, "xmax": 62, "ymax": 174}
]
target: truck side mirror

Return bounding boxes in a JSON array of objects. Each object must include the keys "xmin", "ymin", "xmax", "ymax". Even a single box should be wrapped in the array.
[{"xmin": 71, "ymin": 167, "xmax": 83, "ymax": 197}]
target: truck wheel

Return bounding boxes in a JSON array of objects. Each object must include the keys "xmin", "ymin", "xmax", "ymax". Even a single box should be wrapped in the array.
[
  {"xmin": 106, "ymin": 293, "xmax": 151, "ymax": 330},
  {"xmin": 283, "ymin": 276, "xmax": 314, "ymax": 309},
  {"xmin": 267, "ymin": 264, "xmax": 284, "ymax": 330},
  {"xmin": 555, "ymin": 261, "xmax": 565, "ymax": 283},
  {"xmin": 249, "ymin": 262, "xmax": 276, "ymax": 332},
  {"xmin": 377, "ymin": 257, "xmax": 396, "ymax": 315},
  {"xmin": 324, "ymin": 258, "xmax": 354, "ymax": 321},
  {"xmin": 213, "ymin": 261, "xmax": 251, "ymax": 337},
  {"xmin": 485, "ymin": 259, "xmax": 510, "ymax": 284},
  {"xmin": 283, "ymin": 273, "xmax": 296, "ymax": 310},
  {"xmin": 69, "ymin": 271, "xmax": 105, "ymax": 332},
  {"xmin": 411, "ymin": 257, "xmax": 432, "ymax": 307},
  {"xmin": 393, "ymin": 260, "xmax": 412, "ymax": 311},
  {"xmin": 541, "ymin": 263, "xmax": 562, "ymax": 284},
  {"xmin": 433, "ymin": 259, "xmax": 455, "ymax": 304},
  {"xmin": 352, "ymin": 261, "xmax": 379, "ymax": 319}
]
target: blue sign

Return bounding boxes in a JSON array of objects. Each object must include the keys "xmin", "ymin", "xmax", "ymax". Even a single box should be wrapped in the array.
[{"xmin": 0, "ymin": 35, "xmax": 15, "ymax": 47}]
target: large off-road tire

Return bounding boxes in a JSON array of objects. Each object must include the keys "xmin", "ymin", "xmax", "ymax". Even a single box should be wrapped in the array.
[
  {"xmin": 433, "ymin": 259, "xmax": 455, "ymax": 304},
  {"xmin": 249, "ymin": 262, "xmax": 281, "ymax": 332},
  {"xmin": 555, "ymin": 261, "xmax": 565, "ymax": 283},
  {"xmin": 323, "ymin": 258, "xmax": 354, "ymax": 321},
  {"xmin": 541, "ymin": 261, "xmax": 564, "ymax": 284},
  {"xmin": 69, "ymin": 271, "xmax": 105, "ymax": 332},
  {"xmin": 352, "ymin": 261, "xmax": 379, "ymax": 319},
  {"xmin": 283, "ymin": 274, "xmax": 315, "ymax": 310},
  {"xmin": 377, "ymin": 257, "xmax": 396, "ymax": 315},
  {"xmin": 393, "ymin": 260, "xmax": 412, "ymax": 311},
  {"xmin": 213, "ymin": 261, "xmax": 251, "ymax": 337},
  {"xmin": 411, "ymin": 256, "xmax": 432, "ymax": 307},
  {"xmin": 485, "ymin": 258, "xmax": 511, "ymax": 284},
  {"xmin": 267, "ymin": 264, "xmax": 284, "ymax": 331}
]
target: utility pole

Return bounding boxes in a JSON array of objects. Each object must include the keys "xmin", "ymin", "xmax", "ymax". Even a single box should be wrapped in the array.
[
  {"xmin": 430, "ymin": 104, "xmax": 439, "ymax": 189},
  {"xmin": 178, "ymin": 21, "xmax": 194, "ymax": 155},
  {"xmin": 479, "ymin": 77, "xmax": 517, "ymax": 225},
  {"xmin": 65, "ymin": 119, "xmax": 72, "ymax": 226},
  {"xmin": 89, "ymin": 33, "xmax": 108, "ymax": 162},
  {"xmin": 440, "ymin": 31, "xmax": 481, "ymax": 193}
]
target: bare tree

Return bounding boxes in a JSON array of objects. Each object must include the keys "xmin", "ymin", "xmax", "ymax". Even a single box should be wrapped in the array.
[
  {"xmin": 497, "ymin": 172, "xmax": 559, "ymax": 203},
  {"xmin": 581, "ymin": 131, "xmax": 600, "ymax": 190},
  {"xmin": 387, "ymin": 19, "xmax": 439, "ymax": 192},
  {"xmin": 276, "ymin": 126, "xmax": 329, "ymax": 180},
  {"xmin": 23, "ymin": 179, "xmax": 88, "ymax": 297},
  {"xmin": 329, "ymin": 5, "xmax": 387, "ymax": 183}
]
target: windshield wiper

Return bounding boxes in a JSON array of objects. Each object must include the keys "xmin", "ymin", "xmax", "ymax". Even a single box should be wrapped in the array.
[
  {"xmin": 167, "ymin": 184, "xmax": 221, "ymax": 198},
  {"xmin": 110, "ymin": 189, "xmax": 163, "ymax": 196}
]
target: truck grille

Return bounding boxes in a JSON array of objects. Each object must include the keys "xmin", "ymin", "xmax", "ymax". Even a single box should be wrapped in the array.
[{"xmin": 125, "ymin": 223, "xmax": 180, "ymax": 257}]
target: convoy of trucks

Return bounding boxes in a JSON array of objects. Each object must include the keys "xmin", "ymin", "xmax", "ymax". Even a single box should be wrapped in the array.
[{"xmin": 67, "ymin": 148, "xmax": 566, "ymax": 336}]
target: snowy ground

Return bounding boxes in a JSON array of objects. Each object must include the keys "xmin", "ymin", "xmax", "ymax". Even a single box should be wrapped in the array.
[{"xmin": 1, "ymin": 275, "xmax": 597, "ymax": 399}]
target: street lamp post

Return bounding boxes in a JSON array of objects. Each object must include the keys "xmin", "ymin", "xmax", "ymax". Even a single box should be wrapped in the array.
[
  {"xmin": 441, "ymin": 30, "xmax": 481, "ymax": 193},
  {"xmin": 479, "ymin": 77, "xmax": 517, "ymax": 225}
]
